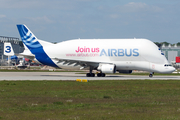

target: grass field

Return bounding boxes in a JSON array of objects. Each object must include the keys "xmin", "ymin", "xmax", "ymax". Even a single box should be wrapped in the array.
[{"xmin": 0, "ymin": 80, "xmax": 180, "ymax": 120}]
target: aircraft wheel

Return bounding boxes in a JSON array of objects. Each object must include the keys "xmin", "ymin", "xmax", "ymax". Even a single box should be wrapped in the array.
[
  {"xmin": 149, "ymin": 74, "xmax": 153, "ymax": 77},
  {"xmin": 91, "ymin": 73, "xmax": 95, "ymax": 77},
  {"xmin": 97, "ymin": 73, "xmax": 106, "ymax": 77},
  {"xmin": 86, "ymin": 73, "xmax": 95, "ymax": 77},
  {"xmin": 86, "ymin": 73, "xmax": 90, "ymax": 77},
  {"xmin": 97, "ymin": 73, "xmax": 101, "ymax": 77},
  {"xmin": 102, "ymin": 73, "xmax": 106, "ymax": 77}
]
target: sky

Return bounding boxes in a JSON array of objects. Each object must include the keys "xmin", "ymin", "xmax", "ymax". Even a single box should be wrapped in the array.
[{"xmin": 0, "ymin": 0, "xmax": 180, "ymax": 43}]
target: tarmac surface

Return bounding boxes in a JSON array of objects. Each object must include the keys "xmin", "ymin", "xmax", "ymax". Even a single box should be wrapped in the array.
[{"xmin": 0, "ymin": 72, "xmax": 179, "ymax": 80}]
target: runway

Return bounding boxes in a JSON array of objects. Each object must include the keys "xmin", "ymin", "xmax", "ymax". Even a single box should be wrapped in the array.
[{"xmin": 0, "ymin": 72, "xmax": 179, "ymax": 80}]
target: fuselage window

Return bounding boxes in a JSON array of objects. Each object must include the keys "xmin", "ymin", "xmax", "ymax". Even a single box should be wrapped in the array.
[{"xmin": 164, "ymin": 64, "xmax": 172, "ymax": 67}]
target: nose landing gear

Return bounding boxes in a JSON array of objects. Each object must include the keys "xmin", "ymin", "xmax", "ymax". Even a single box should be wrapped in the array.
[
  {"xmin": 149, "ymin": 72, "xmax": 154, "ymax": 77},
  {"xmin": 149, "ymin": 74, "xmax": 153, "ymax": 77}
]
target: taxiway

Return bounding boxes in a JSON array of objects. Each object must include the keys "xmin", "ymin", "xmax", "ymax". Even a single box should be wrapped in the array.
[{"xmin": 0, "ymin": 72, "xmax": 179, "ymax": 80}]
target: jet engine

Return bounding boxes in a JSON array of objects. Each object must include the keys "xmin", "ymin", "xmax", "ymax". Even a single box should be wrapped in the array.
[{"xmin": 97, "ymin": 64, "xmax": 116, "ymax": 73}]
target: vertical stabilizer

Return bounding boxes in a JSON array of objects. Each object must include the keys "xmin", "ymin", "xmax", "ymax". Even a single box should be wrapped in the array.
[
  {"xmin": 16, "ymin": 24, "xmax": 58, "ymax": 67},
  {"xmin": 17, "ymin": 24, "xmax": 42, "ymax": 50},
  {"xmin": 4, "ymin": 42, "xmax": 14, "ymax": 56}
]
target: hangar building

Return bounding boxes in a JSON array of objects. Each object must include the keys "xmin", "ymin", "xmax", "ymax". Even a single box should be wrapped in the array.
[
  {"xmin": 0, "ymin": 36, "xmax": 24, "ymax": 60},
  {"xmin": 161, "ymin": 44, "xmax": 180, "ymax": 63}
]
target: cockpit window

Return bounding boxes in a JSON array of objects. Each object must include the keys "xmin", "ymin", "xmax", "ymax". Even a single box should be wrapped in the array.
[
  {"xmin": 159, "ymin": 48, "xmax": 164, "ymax": 56},
  {"xmin": 164, "ymin": 64, "xmax": 172, "ymax": 67}
]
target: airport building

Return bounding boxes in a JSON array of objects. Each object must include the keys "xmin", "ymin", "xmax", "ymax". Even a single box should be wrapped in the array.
[
  {"xmin": 0, "ymin": 36, "xmax": 24, "ymax": 60},
  {"xmin": 161, "ymin": 44, "xmax": 180, "ymax": 63}
]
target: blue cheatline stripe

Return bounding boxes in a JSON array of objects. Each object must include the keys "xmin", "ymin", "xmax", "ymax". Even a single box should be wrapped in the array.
[
  {"xmin": 30, "ymin": 47, "xmax": 59, "ymax": 68},
  {"xmin": 17, "ymin": 24, "xmax": 59, "ymax": 68}
]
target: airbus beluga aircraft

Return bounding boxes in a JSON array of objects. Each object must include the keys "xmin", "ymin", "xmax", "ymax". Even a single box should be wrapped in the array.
[{"xmin": 16, "ymin": 24, "xmax": 175, "ymax": 77}]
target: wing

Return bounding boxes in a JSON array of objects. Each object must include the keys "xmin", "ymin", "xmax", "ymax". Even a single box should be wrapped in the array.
[
  {"xmin": 15, "ymin": 53, "xmax": 35, "ymax": 60},
  {"xmin": 53, "ymin": 58, "xmax": 113, "ymax": 69}
]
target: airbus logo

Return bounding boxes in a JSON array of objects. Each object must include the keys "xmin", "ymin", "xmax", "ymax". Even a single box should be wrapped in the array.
[{"xmin": 100, "ymin": 48, "xmax": 139, "ymax": 57}]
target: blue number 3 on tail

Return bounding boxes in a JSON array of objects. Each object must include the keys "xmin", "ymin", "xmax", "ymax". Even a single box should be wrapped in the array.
[{"xmin": 5, "ymin": 46, "xmax": 11, "ymax": 53}]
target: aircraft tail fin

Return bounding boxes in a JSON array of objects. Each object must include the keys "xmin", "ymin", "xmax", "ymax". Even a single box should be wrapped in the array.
[
  {"xmin": 16, "ymin": 24, "xmax": 58, "ymax": 68},
  {"xmin": 16, "ymin": 24, "xmax": 53, "ymax": 51},
  {"xmin": 4, "ymin": 42, "xmax": 14, "ymax": 56},
  {"xmin": 17, "ymin": 24, "xmax": 41, "ymax": 49}
]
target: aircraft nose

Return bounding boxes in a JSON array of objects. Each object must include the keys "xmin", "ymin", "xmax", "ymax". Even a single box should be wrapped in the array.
[{"xmin": 170, "ymin": 67, "xmax": 176, "ymax": 73}]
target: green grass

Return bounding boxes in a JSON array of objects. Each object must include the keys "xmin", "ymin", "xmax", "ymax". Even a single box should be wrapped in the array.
[{"xmin": 0, "ymin": 80, "xmax": 180, "ymax": 120}]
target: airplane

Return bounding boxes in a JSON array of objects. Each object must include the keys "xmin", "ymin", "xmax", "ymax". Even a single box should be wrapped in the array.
[
  {"xmin": 4, "ymin": 42, "xmax": 27, "ymax": 68},
  {"xmin": 4, "ymin": 42, "xmax": 15, "ymax": 66},
  {"xmin": 16, "ymin": 24, "xmax": 175, "ymax": 77},
  {"xmin": 4, "ymin": 42, "xmax": 14, "ymax": 56}
]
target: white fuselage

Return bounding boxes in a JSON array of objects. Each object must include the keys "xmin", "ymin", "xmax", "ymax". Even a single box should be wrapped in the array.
[{"xmin": 41, "ymin": 39, "xmax": 175, "ymax": 73}]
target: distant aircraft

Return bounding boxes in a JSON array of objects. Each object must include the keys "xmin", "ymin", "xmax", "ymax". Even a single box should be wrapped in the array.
[
  {"xmin": 16, "ymin": 24, "xmax": 175, "ymax": 77},
  {"xmin": 4, "ymin": 42, "xmax": 14, "ymax": 56},
  {"xmin": 4, "ymin": 42, "xmax": 26, "ymax": 68},
  {"xmin": 4, "ymin": 42, "xmax": 15, "ymax": 66}
]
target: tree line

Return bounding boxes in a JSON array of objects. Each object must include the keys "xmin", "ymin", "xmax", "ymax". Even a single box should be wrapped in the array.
[{"xmin": 154, "ymin": 42, "xmax": 180, "ymax": 48}]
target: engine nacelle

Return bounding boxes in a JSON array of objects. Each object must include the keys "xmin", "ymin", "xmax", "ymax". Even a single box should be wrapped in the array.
[
  {"xmin": 118, "ymin": 70, "xmax": 132, "ymax": 74},
  {"xmin": 97, "ymin": 64, "xmax": 116, "ymax": 73}
]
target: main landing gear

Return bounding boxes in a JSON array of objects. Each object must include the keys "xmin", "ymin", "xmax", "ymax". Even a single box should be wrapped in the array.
[
  {"xmin": 97, "ymin": 73, "xmax": 106, "ymax": 77},
  {"xmin": 86, "ymin": 73, "xmax": 95, "ymax": 77},
  {"xmin": 86, "ymin": 72, "xmax": 106, "ymax": 77},
  {"xmin": 86, "ymin": 67, "xmax": 106, "ymax": 77},
  {"xmin": 86, "ymin": 68, "xmax": 95, "ymax": 77}
]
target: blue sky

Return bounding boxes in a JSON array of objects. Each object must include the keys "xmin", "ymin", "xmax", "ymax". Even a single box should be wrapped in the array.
[{"xmin": 0, "ymin": 0, "xmax": 180, "ymax": 43}]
